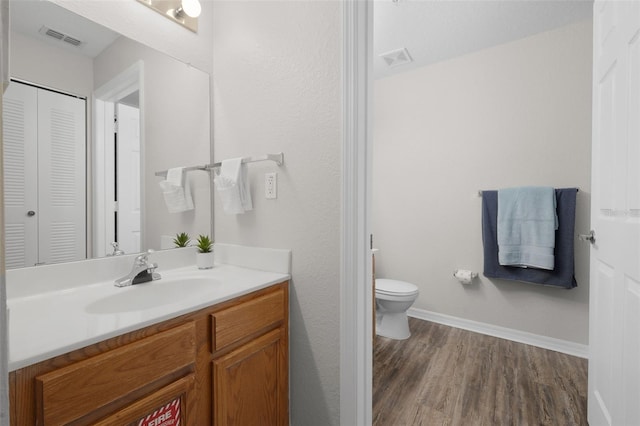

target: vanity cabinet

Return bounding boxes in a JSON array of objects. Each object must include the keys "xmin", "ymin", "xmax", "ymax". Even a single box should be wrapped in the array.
[
  {"xmin": 9, "ymin": 281, "xmax": 289, "ymax": 425},
  {"xmin": 211, "ymin": 289, "xmax": 288, "ymax": 425}
]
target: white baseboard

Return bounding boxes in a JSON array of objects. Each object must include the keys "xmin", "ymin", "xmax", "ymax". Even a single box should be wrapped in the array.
[{"xmin": 407, "ymin": 307, "xmax": 589, "ymax": 359}]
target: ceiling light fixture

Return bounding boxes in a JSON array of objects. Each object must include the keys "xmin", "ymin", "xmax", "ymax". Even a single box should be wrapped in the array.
[
  {"xmin": 175, "ymin": 0, "xmax": 202, "ymax": 18},
  {"xmin": 136, "ymin": 0, "xmax": 201, "ymax": 33}
]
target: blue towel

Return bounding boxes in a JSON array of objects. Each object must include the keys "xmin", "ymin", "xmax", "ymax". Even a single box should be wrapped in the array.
[
  {"xmin": 497, "ymin": 186, "xmax": 558, "ymax": 270},
  {"xmin": 482, "ymin": 189, "xmax": 577, "ymax": 289}
]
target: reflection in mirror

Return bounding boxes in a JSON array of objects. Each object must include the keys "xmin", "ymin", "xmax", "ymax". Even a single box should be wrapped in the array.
[{"xmin": 3, "ymin": 0, "xmax": 211, "ymax": 269}]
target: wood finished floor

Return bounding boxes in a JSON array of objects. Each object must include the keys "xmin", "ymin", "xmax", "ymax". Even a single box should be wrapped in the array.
[{"xmin": 373, "ymin": 318, "xmax": 588, "ymax": 426}]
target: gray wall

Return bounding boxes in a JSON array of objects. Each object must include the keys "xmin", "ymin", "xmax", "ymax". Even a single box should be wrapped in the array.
[{"xmin": 373, "ymin": 20, "xmax": 592, "ymax": 344}]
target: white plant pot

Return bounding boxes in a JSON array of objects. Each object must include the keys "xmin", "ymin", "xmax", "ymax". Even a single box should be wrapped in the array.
[{"xmin": 196, "ymin": 251, "xmax": 214, "ymax": 269}]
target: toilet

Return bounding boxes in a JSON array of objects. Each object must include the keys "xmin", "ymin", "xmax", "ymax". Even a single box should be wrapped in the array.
[{"xmin": 375, "ymin": 278, "xmax": 419, "ymax": 340}]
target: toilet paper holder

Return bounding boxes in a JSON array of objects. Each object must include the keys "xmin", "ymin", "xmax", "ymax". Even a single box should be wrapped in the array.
[{"xmin": 453, "ymin": 269, "xmax": 478, "ymax": 284}]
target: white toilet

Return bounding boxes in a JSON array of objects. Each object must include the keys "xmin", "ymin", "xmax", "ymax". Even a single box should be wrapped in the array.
[{"xmin": 375, "ymin": 278, "xmax": 419, "ymax": 340}]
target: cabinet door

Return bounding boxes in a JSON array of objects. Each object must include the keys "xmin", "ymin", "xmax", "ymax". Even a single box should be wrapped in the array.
[
  {"xmin": 94, "ymin": 374, "xmax": 195, "ymax": 426},
  {"xmin": 213, "ymin": 328, "xmax": 287, "ymax": 426}
]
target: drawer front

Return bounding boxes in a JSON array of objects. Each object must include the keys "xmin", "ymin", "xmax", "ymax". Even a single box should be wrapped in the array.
[
  {"xmin": 36, "ymin": 322, "xmax": 196, "ymax": 425},
  {"xmin": 212, "ymin": 288, "xmax": 285, "ymax": 351}
]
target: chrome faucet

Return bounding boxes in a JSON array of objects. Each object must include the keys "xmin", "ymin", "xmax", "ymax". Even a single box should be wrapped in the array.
[
  {"xmin": 107, "ymin": 242, "xmax": 125, "ymax": 256},
  {"xmin": 114, "ymin": 251, "xmax": 161, "ymax": 287}
]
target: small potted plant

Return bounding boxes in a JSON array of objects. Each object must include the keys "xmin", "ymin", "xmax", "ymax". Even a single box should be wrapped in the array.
[
  {"xmin": 173, "ymin": 232, "xmax": 191, "ymax": 248},
  {"xmin": 195, "ymin": 234, "xmax": 214, "ymax": 269}
]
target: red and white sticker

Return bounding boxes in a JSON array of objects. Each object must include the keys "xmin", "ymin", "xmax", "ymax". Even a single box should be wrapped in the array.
[{"xmin": 136, "ymin": 397, "xmax": 181, "ymax": 426}]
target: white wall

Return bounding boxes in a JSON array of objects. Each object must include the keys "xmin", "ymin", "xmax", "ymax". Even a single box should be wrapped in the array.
[
  {"xmin": 212, "ymin": 1, "xmax": 342, "ymax": 424},
  {"xmin": 93, "ymin": 36, "xmax": 211, "ymax": 251},
  {"xmin": 373, "ymin": 20, "xmax": 592, "ymax": 345},
  {"xmin": 9, "ymin": 31, "xmax": 93, "ymax": 96}
]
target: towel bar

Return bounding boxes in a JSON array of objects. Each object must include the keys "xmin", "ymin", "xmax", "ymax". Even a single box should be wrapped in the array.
[
  {"xmin": 155, "ymin": 152, "xmax": 284, "ymax": 178},
  {"xmin": 478, "ymin": 188, "xmax": 579, "ymax": 196}
]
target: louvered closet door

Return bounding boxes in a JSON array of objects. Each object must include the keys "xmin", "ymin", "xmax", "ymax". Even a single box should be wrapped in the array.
[
  {"xmin": 37, "ymin": 88, "xmax": 86, "ymax": 265},
  {"xmin": 2, "ymin": 82, "xmax": 38, "ymax": 268}
]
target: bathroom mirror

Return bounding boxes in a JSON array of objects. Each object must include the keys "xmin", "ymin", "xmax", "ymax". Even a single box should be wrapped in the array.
[{"xmin": 3, "ymin": 0, "xmax": 211, "ymax": 269}]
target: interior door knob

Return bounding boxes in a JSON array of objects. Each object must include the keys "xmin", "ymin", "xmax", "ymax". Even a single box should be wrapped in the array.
[
  {"xmin": 27, "ymin": 210, "xmax": 36, "ymax": 217},
  {"xmin": 578, "ymin": 230, "xmax": 595, "ymax": 244}
]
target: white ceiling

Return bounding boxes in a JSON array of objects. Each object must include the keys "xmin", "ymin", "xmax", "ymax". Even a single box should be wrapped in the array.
[
  {"xmin": 374, "ymin": 0, "xmax": 594, "ymax": 79},
  {"xmin": 10, "ymin": 0, "xmax": 120, "ymax": 58}
]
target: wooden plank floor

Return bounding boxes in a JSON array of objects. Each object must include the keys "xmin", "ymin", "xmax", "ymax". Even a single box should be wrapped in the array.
[{"xmin": 373, "ymin": 318, "xmax": 588, "ymax": 426}]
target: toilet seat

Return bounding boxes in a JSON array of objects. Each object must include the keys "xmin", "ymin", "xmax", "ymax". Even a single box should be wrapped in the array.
[{"xmin": 375, "ymin": 278, "xmax": 419, "ymax": 297}]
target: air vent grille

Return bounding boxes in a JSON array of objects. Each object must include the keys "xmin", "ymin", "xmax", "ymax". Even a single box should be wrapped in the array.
[
  {"xmin": 39, "ymin": 26, "xmax": 84, "ymax": 48},
  {"xmin": 44, "ymin": 28, "xmax": 64, "ymax": 40},
  {"xmin": 63, "ymin": 36, "xmax": 82, "ymax": 47},
  {"xmin": 380, "ymin": 47, "xmax": 413, "ymax": 67}
]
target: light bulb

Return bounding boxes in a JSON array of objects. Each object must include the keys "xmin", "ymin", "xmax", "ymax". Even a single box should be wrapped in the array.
[{"xmin": 181, "ymin": 0, "xmax": 201, "ymax": 18}]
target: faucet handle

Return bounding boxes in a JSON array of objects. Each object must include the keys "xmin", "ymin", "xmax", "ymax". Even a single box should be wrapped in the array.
[
  {"xmin": 109, "ymin": 242, "xmax": 125, "ymax": 256},
  {"xmin": 134, "ymin": 249, "xmax": 156, "ymax": 265}
]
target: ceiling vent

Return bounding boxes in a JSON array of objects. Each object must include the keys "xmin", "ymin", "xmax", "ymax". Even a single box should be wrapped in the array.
[
  {"xmin": 39, "ymin": 26, "xmax": 84, "ymax": 48},
  {"xmin": 380, "ymin": 47, "xmax": 413, "ymax": 67}
]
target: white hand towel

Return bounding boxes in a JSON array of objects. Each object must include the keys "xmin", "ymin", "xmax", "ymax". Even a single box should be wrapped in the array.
[
  {"xmin": 239, "ymin": 161, "xmax": 253, "ymax": 212},
  {"xmin": 213, "ymin": 158, "xmax": 253, "ymax": 214},
  {"xmin": 159, "ymin": 167, "xmax": 194, "ymax": 213}
]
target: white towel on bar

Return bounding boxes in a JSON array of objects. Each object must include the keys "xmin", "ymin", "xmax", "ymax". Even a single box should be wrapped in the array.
[
  {"xmin": 159, "ymin": 167, "xmax": 194, "ymax": 213},
  {"xmin": 213, "ymin": 158, "xmax": 253, "ymax": 215}
]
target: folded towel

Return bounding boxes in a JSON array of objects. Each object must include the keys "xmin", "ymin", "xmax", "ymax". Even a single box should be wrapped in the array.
[
  {"xmin": 497, "ymin": 186, "xmax": 557, "ymax": 270},
  {"xmin": 159, "ymin": 167, "xmax": 194, "ymax": 213},
  {"xmin": 482, "ymin": 188, "xmax": 577, "ymax": 289},
  {"xmin": 213, "ymin": 158, "xmax": 253, "ymax": 215}
]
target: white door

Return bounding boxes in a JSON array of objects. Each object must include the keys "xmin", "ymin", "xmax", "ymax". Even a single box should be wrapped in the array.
[
  {"xmin": 115, "ymin": 103, "xmax": 141, "ymax": 254},
  {"xmin": 2, "ymin": 82, "xmax": 38, "ymax": 268},
  {"xmin": 37, "ymin": 88, "xmax": 86, "ymax": 265},
  {"xmin": 2, "ymin": 82, "xmax": 86, "ymax": 267},
  {"xmin": 589, "ymin": 1, "xmax": 640, "ymax": 425}
]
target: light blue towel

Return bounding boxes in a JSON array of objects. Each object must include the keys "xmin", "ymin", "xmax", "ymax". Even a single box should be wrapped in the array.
[{"xmin": 497, "ymin": 186, "xmax": 558, "ymax": 270}]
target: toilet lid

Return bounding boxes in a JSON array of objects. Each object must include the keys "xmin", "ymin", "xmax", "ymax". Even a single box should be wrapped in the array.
[{"xmin": 376, "ymin": 278, "xmax": 419, "ymax": 296}]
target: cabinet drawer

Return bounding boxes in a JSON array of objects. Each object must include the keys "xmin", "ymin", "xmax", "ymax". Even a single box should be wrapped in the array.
[
  {"xmin": 212, "ymin": 288, "xmax": 285, "ymax": 351},
  {"xmin": 35, "ymin": 322, "xmax": 196, "ymax": 425}
]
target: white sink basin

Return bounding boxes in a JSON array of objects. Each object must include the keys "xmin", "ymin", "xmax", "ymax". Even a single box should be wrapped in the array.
[{"xmin": 85, "ymin": 276, "xmax": 221, "ymax": 314}]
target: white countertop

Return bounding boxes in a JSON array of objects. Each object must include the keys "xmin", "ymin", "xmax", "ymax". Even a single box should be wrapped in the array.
[{"xmin": 7, "ymin": 244, "xmax": 291, "ymax": 372}]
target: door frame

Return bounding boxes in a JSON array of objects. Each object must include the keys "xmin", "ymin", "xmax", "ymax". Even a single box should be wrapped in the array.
[
  {"xmin": 93, "ymin": 61, "xmax": 144, "ymax": 258},
  {"xmin": 340, "ymin": 1, "xmax": 373, "ymax": 425}
]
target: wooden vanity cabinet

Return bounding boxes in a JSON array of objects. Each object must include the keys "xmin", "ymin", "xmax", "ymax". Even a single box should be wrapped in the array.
[
  {"xmin": 211, "ymin": 287, "xmax": 288, "ymax": 426},
  {"xmin": 8, "ymin": 281, "xmax": 289, "ymax": 425}
]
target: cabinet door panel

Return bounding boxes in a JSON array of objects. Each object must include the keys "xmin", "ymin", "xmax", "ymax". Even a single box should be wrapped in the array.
[
  {"xmin": 94, "ymin": 374, "xmax": 195, "ymax": 426},
  {"xmin": 213, "ymin": 328, "xmax": 286, "ymax": 426}
]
